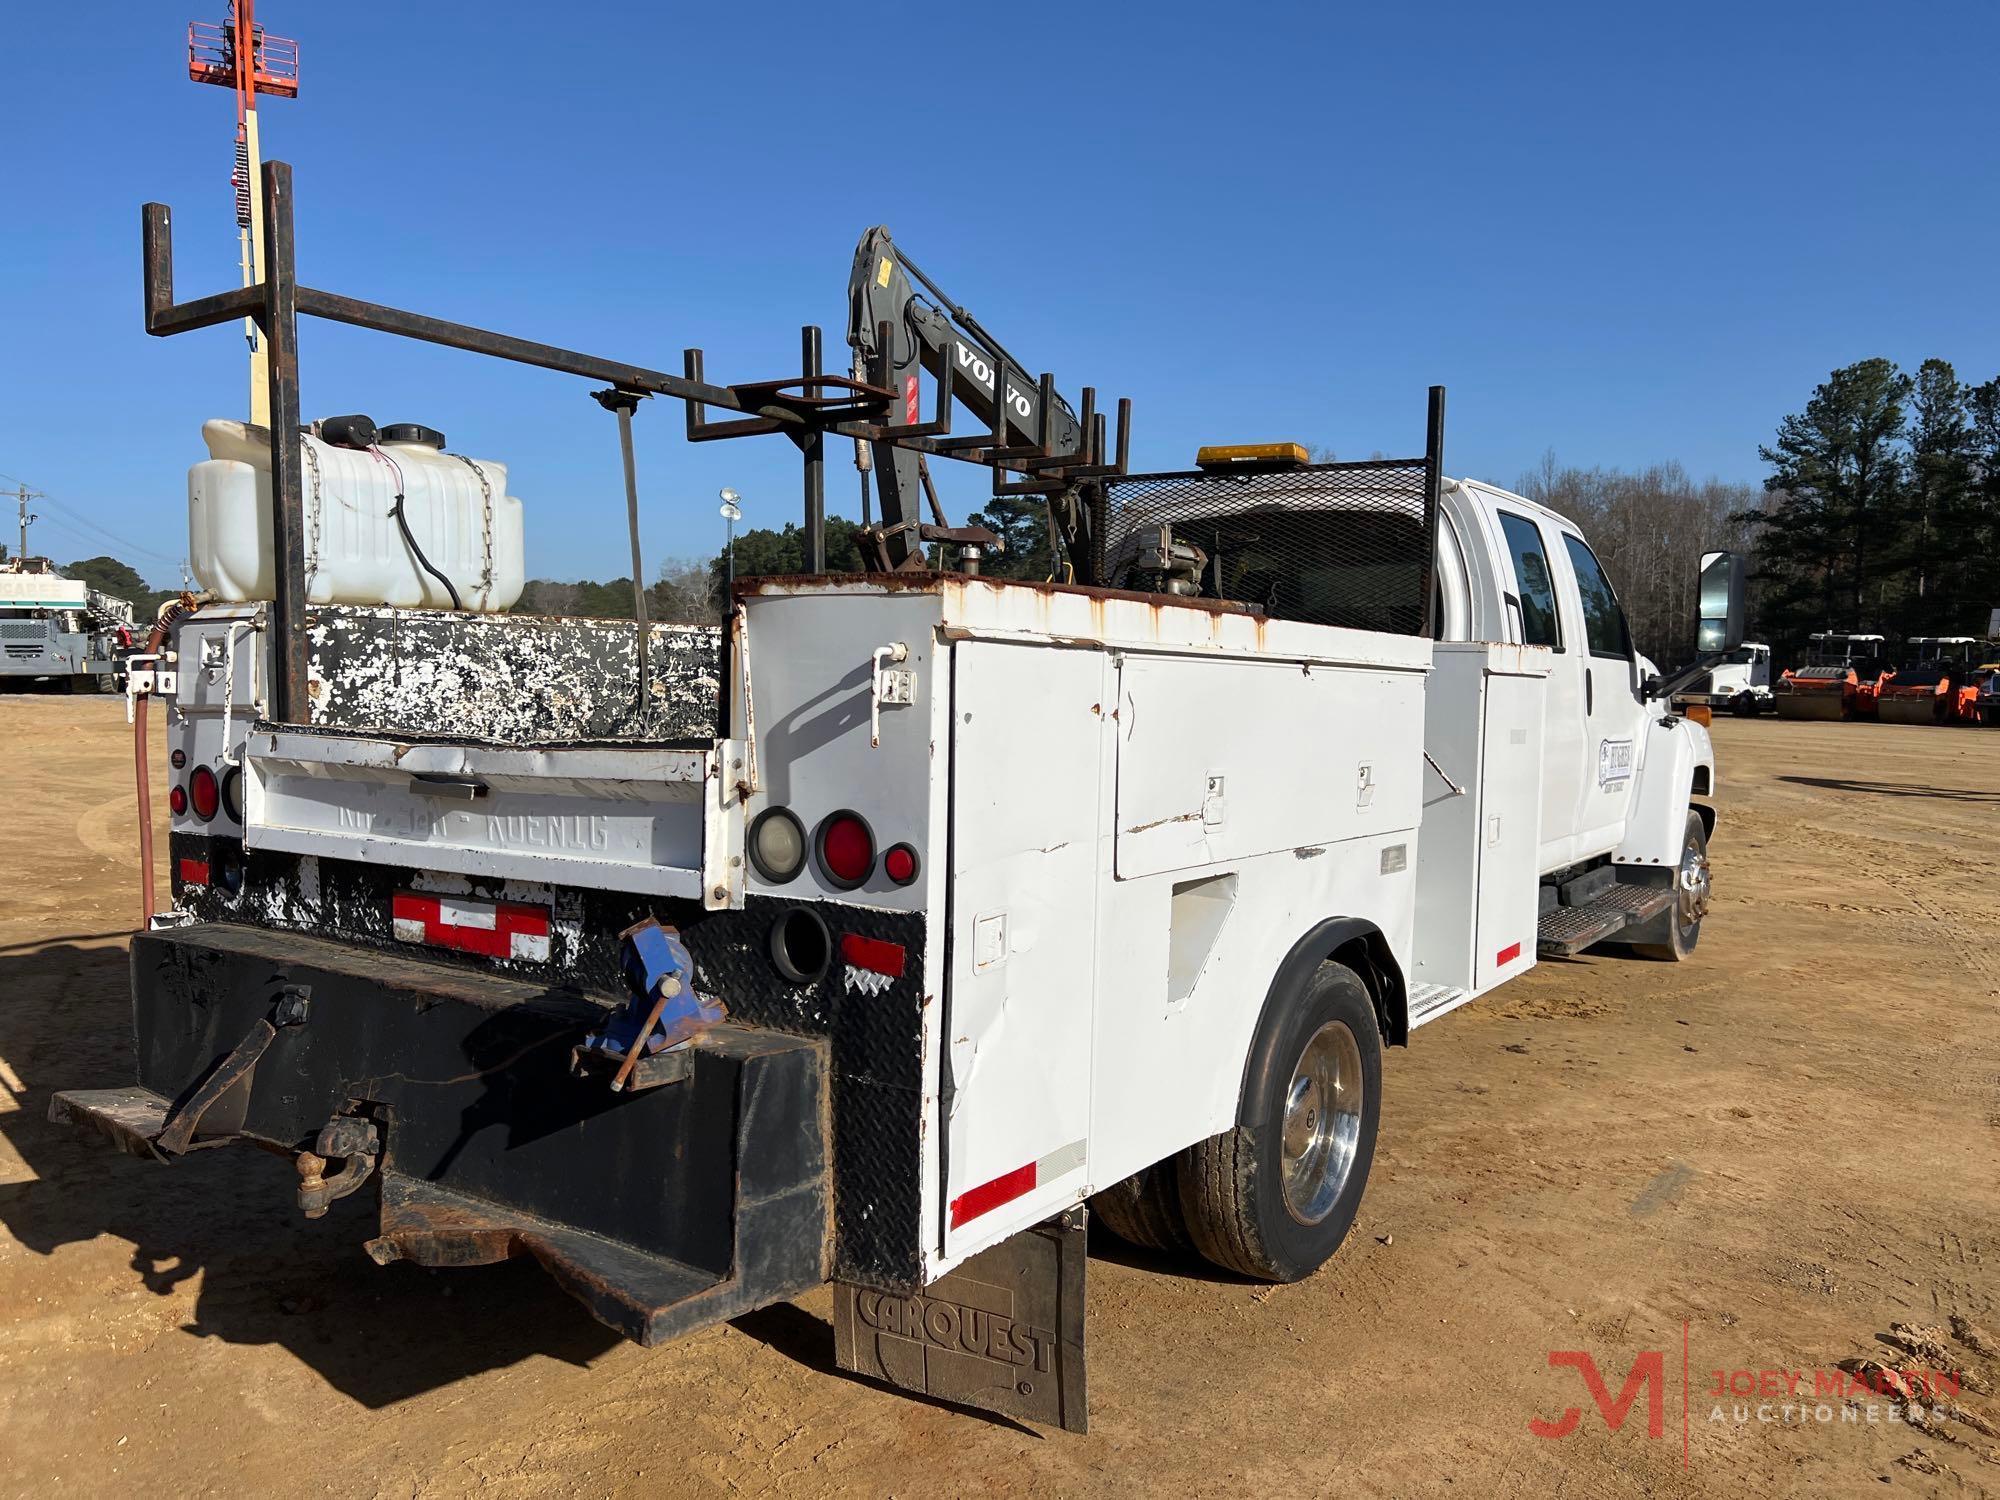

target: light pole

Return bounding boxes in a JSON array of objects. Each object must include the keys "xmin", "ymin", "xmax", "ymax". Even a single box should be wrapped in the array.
[{"xmin": 718, "ymin": 488, "xmax": 742, "ymax": 603}]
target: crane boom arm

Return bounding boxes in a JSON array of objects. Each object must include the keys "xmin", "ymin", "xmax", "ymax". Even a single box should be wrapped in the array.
[{"xmin": 846, "ymin": 227, "xmax": 1092, "ymax": 572}]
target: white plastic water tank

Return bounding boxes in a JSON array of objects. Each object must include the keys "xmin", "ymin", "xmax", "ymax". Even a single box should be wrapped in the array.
[{"xmin": 188, "ymin": 419, "xmax": 526, "ymax": 611}]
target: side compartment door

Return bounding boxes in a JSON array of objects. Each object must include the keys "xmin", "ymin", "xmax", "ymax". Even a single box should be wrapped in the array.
[
  {"xmin": 1556, "ymin": 531, "xmax": 1644, "ymax": 850},
  {"xmin": 943, "ymin": 641, "xmax": 1107, "ymax": 1260},
  {"xmin": 1493, "ymin": 508, "xmax": 1583, "ymax": 870}
]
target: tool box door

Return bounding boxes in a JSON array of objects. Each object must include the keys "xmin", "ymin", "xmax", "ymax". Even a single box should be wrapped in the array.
[{"xmin": 943, "ymin": 640, "xmax": 1107, "ymax": 1261}]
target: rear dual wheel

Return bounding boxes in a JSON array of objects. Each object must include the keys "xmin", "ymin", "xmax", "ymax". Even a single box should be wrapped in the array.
[{"xmin": 1094, "ymin": 962, "xmax": 1382, "ymax": 1282}]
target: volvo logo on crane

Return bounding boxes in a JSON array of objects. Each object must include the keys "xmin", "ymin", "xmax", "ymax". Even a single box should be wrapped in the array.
[{"xmin": 953, "ymin": 339, "xmax": 1034, "ymax": 421}]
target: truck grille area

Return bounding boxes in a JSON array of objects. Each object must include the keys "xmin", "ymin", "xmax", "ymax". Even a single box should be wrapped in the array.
[{"xmin": 168, "ymin": 832, "xmax": 929, "ymax": 1289}]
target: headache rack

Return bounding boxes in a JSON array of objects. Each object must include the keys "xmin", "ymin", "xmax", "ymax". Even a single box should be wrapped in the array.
[{"xmin": 1095, "ymin": 389, "xmax": 1446, "ymax": 639}]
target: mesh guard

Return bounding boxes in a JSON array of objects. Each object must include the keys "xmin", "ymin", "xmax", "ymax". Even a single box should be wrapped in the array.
[{"xmin": 1100, "ymin": 458, "xmax": 1436, "ymax": 637}]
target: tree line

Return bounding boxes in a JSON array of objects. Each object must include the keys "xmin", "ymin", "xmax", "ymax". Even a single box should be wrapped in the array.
[{"xmin": 1738, "ymin": 357, "xmax": 2000, "ymax": 656}]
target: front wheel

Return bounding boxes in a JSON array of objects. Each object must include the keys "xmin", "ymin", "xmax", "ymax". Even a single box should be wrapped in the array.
[
  {"xmin": 1633, "ymin": 810, "xmax": 1709, "ymax": 961},
  {"xmin": 1178, "ymin": 961, "xmax": 1381, "ymax": 1282}
]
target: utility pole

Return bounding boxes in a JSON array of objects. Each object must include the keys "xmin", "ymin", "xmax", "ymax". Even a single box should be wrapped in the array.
[
  {"xmin": 187, "ymin": 2, "xmax": 298, "ymax": 426},
  {"xmin": 12, "ymin": 484, "xmax": 41, "ymax": 564}
]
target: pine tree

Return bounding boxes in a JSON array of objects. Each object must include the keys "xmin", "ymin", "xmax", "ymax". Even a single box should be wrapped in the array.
[
  {"xmin": 1744, "ymin": 357, "xmax": 1911, "ymax": 639},
  {"xmin": 1904, "ymin": 360, "xmax": 1977, "ymax": 633}
]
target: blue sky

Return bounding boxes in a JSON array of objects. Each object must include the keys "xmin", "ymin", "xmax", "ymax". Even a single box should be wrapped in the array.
[{"xmin": 3, "ymin": 0, "xmax": 1996, "ymax": 588}]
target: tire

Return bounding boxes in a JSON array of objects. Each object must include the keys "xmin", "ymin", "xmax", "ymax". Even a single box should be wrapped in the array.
[
  {"xmin": 1090, "ymin": 1159, "xmax": 1197, "ymax": 1255},
  {"xmin": 1178, "ymin": 961, "xmax": 1382, "ymax": 1282},
  {"xmin": 1731, "ymin": 693, "xmax": 1759, "ymax": 718},
  {"xmin": 1632, "ymin": 809, "xmax": 1709, "ymax": 961}
]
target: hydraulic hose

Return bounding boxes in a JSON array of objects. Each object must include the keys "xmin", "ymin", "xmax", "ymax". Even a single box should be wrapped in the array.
[{"xmin": 134, "ymin": 595, "xmax": 198, "ymax": 929}]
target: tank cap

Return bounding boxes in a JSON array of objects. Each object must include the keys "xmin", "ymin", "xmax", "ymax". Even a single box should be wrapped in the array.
[{"xmin": 379, "ymin": 422, "xmax": 447, "ymax": 449}]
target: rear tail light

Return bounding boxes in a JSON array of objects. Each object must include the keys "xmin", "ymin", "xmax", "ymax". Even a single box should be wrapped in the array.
[
  {"xmin": 188, "ymin": 764, "xmax": 220, "ymax": 821},
  {"xmin": 169, "ymin": 785, "xmax": 188, "ymax": 816},
  {"xmin": 748, "ymin": 807, "xmax": 807, "ymax": 883},
  {"xmin": 883, "ymin": 843, "xmax": 920, "ymax": 886},
  {"xmin": 814, "ymin": 811, "xmax": 875, "ymax": 890}
]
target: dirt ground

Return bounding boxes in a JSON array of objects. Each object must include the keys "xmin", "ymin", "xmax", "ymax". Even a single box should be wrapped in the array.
[{"xmin": 1, "ymin": 698, "xmax": 1996, "ymax": 1498}]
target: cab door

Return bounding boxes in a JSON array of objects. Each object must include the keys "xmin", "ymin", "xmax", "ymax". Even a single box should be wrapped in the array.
[
  {"xmin": 1553, "ymin": 529, "xmax": 1644, "ymax": 853},
  {"xmin": 1493, "ymin": 507, "xmax": 1583, "ymax": 870}
]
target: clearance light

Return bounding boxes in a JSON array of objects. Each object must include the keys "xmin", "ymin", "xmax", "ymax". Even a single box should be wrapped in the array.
[
  {"xmin": 815, "ymin": 810, "xmax": 875, "ymax": 890},
  {"xmin": 169, "ymin": 785, "xmax": 188, "ymax": 816},
  {"xmin": 1195, "ymin": 441, "xmax": 1311, "ymax": 470},
  {"xmin": 883, "ymin": 843, "xmax": 920, "ymax": 886},
  {"xmin": 1684, "ymin": 704, "xmax": 1713, "ymax": 726}
]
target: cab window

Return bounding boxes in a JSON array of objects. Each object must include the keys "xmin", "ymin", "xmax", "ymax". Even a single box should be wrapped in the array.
[
  {"xmin": 1497, "ymin": 511, "xmax": 1561, "ymax": 649},
  {"xmin": 1560, "ymin": 534, "xmax": 1632, "ymax": 660}
]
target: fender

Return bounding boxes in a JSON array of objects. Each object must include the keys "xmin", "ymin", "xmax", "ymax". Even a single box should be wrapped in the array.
[
  {"xmin": 1615, "ymin": 713, "xmax": 1716, "ymax": 869},
  {"xmin": 1238, "ymin": 918, "xmax": 1407, "ymax": 1130}
]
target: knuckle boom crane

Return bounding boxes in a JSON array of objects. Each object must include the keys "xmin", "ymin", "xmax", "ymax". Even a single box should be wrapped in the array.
[{"xmin": 845, "ymin": 226, "xmax": 1116, "ymax": 576}]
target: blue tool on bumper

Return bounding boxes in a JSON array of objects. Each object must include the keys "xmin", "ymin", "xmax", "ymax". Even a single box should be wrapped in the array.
[{"xmin": 582, "ymin": 919, "xmax": 726, "ymax": 1090}]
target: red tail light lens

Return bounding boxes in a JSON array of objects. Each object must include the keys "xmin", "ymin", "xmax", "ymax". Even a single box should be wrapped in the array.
[
  {"xmin": 189, "ymin": 765, "xmax": 220, "ymax": 821},
  {"xmin": 883, "ymin": 843, "xmax": 920, "ymax": 886},
  {"xmin": 814, "ymin": 811, "xmax": 875, "ymax": 890},
  {"xmin": 169, "ymin": 785, "xmax": 188, "ymax": 816}
]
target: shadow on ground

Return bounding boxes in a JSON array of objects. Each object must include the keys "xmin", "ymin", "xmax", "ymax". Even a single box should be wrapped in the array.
[
  {"xmin": 1777, "ymin": 775, "xmax": 2000, "ymax": 803},
  {"xmin": 0, "ymin": 939, "xmax": 620, "ymax": 1408}
]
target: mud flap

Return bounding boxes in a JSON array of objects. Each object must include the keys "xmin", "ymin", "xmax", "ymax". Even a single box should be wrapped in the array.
[{"xmin": 831, "ymin": 1208, "xmax": 1087, "ymax": 1432}]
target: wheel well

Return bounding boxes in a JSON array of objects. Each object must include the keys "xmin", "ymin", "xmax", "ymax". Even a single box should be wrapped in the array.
[
  {"xmin": 1691, "ymin": 801, "xmax": 1715, "ymax": 841},
  {"xmin": 1236, "ymin": 918, "xmax": 1404, "ymax": 1130}
]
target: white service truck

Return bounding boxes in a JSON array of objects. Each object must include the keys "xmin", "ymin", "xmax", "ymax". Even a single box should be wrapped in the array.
[
  {"xmin": 1673, "ymin": 640, "xmax": 1772, "ymax": 716},
  {"xmin": 0, "ymin": 560, "xmax": 134, "ymax": 692},
  {"xmin": 55, "ymin": 176, "xmax": 1739, "ymax": 1432}
]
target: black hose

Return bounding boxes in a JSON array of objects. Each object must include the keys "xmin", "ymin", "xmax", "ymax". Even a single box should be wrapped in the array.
[{"xmin": 389, "ymin": 492, "xmax": 463, "ymax": 610}]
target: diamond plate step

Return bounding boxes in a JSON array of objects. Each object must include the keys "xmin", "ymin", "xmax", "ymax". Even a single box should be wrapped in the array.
[{"xmin": 1537, "ymin": 883, "xmax": 1676, "ymax": 958}]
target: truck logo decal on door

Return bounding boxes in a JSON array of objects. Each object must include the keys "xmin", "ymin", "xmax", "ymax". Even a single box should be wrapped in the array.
[{"xmin": 1597, "ymin": 738, "xmax": 1635, "ymax": 789}]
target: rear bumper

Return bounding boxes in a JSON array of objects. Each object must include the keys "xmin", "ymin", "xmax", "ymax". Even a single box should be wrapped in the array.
[{"xmin": 52, "ymin": 922, "xmax": 831, "ymax": 1345}]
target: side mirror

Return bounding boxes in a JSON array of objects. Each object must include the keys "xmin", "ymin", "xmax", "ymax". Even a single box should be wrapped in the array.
[{"xmin": 1696, "ymin": 550, "xmax": 1746, "ymax": 653}]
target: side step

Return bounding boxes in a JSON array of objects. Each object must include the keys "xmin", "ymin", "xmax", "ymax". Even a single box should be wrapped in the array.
[
  {"xmin": 1407, "ymin": 981, "xmax": 1472, "ymax": 1029},
  {"xmin": 1537, "ymin": 883, "xmax": 1676, "ymax": 958}
]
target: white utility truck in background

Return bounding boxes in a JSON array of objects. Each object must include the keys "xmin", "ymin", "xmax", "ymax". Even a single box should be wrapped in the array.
[
  {"xmin": 1673, "ymin": 640, "xmax": 1772, "ymax": 716},
  {"xmin": 0, "ymin": 558, "xmax": 134, "ymax": 692},
  {"xmin": 55, "ymin": 173, "xmax": 1741, "ymax": 1433}
]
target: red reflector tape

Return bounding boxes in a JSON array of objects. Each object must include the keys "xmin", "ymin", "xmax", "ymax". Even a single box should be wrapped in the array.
[
  {"xmin": 178, "ymin": 857, "xmax": 210, "ymax": 887},
  {"xmin": 949, "ymin": 1161, "xmax": 1037, "ymax": 1229},
  {"xmin": 392, "ymin": 892, "xmax": 551, "ymax": 961},
  {"xmin": 840, "ymin": 932, "xmax": 906, "ymax": 979},
  {"xmin": 1496, "ymin": 941, "xmax": 1522, "ymax": 966}
]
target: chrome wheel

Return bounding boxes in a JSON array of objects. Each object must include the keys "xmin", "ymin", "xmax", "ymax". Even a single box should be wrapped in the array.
[
  {"xmin": 1280, "ymin": 1020, "xmax": 1365, "ymax": 1226},
  {"xmin": 1676, "ymin": 838, "xmax": 1711, "ymax": 930}
]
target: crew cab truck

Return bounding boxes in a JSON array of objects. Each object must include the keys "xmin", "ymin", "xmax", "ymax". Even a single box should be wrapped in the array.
[{"xmin": 52, "ymin": 165, "xmax": 1736, "ymax": 1433}]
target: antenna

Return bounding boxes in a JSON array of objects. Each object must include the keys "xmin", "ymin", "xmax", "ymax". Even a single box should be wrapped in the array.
[{"xmin": 187, "ymin": 1, "xmax": 298, "ymax": 426}]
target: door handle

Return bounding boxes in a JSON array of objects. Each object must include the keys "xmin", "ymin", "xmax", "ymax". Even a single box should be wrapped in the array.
[{"xmin": 1586, "ymin": 668, "xmax": 1594, "ymax": 715}]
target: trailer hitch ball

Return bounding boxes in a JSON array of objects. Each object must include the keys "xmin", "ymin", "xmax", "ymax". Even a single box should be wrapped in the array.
[{"xmin": 296, "ymin": 1114, "xmax": 380, "ymax": 1219}]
